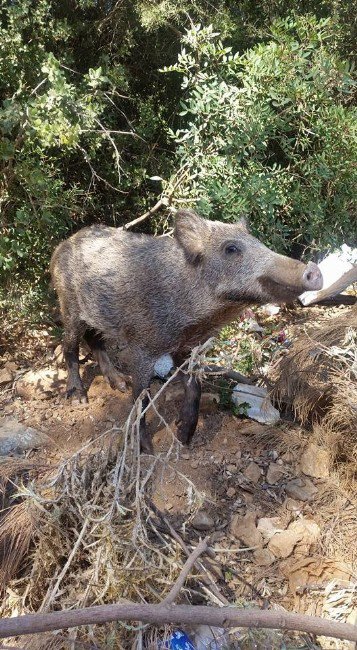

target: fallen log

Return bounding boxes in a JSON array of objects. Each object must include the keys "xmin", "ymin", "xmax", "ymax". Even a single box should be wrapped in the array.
[{"xmin": 0, "ymin": 602, "xmax": 356, "ymax": 642}]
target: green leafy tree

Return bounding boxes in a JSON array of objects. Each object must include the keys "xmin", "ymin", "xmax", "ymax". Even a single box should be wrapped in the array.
[{"xmin": 164, "ymin": 16, "xmax": 357, "ymax": 255}]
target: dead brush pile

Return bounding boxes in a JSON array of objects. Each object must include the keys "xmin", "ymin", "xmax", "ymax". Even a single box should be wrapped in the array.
[
  {"xmin": 0, "ymin": 359, "xmax": 215, "ymax": 649},
  {"xmin": 272, "ymin": 307, "xmax": 357, "ymax": 478}
]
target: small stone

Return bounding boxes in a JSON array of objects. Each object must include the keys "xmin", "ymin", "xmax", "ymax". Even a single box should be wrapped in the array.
[
  {"xmin": 253, "ymin": 548, "xmax": 276, "ymax": 566},
  {"xmin": 227, "ymin": 487, "xmax": 236, "ymax": 498},
  {"xmin": 243, "ymin": 461, "xmax": 261, "ymax": 484},
  {"xmin": 0, "ymin": 368, "xmax": 13, "ymax": 385},
  {"xmin": 283, "ymin": 498, "xmax": 303, "ymax": 514},
  {"xmin": 53, "ymin": 344, "xmax": 64, "ymax": 366},
  {"xmin": 266, "ymin": 462, "xmax": 285, "ymax": 485},
  {"xmin": 268, "ymin": 529, "xmax": 301, "ymax": 559},
  {"xmin": 192, "ymin": 511, "xmax": 214, "ymax": 531},
  {"xmin": 5, "ymin": 361, "xmax": 18, "ymax": 372},
  {"xmin": 300, "ymin": 444, "xmax": 330, "ymax": 479},
  {"xmin": 285, "ymin": 477, "xmax": 318, "ymax": 501},
  {"xmin": 210, "ymin": 531, "xmax": 226, "ymax": 543},
  {"xmin": 257, "ymin": 517, "xmax": 284, "ymax": 542},
  {"xmin": 230, "ymin": 511, "xmax": 263, "ymax": 548},
  {"xmin": 281, "ymin": 451, "xmax": 295, "ymax": 463}
]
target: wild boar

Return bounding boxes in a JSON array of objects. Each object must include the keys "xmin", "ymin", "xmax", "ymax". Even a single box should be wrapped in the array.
[{"xmin": 50, "ymin": 210, "xmax": 322, "ymax": 453}]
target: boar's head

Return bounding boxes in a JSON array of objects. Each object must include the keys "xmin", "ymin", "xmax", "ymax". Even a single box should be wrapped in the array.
[{"xmin": 175, "ymin": 210, "xmax": 323, "ymax": 305}]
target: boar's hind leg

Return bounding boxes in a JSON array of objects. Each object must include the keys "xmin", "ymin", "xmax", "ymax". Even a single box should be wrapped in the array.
[
  {"xmin": 84, "ymin": 329, "xmax": 128, "ymax": 392},
  {"xmin": 63, "ymin": 325, "xmax": 88, "ymax": 403},
  {"xmin": 175, "ymin": 370, "xmax": 202, "ymax": 446}
]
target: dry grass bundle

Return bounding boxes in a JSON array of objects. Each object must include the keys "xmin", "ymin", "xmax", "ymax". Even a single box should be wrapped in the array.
[
  {"xmin": 272, "ymin": 308, "xmax": 356, "ymax": 469},
  {"xmin": 0, "ymin": 347, "xmax": 219, "ymax": 649}
]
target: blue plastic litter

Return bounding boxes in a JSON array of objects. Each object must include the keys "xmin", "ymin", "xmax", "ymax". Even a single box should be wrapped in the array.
[{"xmin": 167, "ymin": 629, "xmax": 196, "ymax": 649}]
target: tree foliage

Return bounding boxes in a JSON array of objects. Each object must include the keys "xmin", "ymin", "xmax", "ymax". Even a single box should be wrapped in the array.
[
  {"xmin": 0, "ymin": 1, "xmax": 356, "ymax": 309},
  {"xmin": 165, "ymin": 16, "xmax": 356, "ymax": 255}
]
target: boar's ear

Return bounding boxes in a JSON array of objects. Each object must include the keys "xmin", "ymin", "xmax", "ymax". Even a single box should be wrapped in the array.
[
  {"xmin": 237, "ymin": 216, "xmax": 249, "ymax": 232},
  {"xmin": 174, "ymin": 209, "xmax": 209, "ymax": 265}
]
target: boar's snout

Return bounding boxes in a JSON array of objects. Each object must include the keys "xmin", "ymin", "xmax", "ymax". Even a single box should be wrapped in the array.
[{"xmin": 302, "ymin": 262, "xmax": 323, "ymax": 291}]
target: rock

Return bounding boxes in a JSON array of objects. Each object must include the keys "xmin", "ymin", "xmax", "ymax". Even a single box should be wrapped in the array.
[
  {"xmin": 0, "ymin": 368, "xmax": 13, "ymax": 385},
  {"xmin": 210, "ymin": 531, "xmax": 226, "ymax": 544},
  {"xmin": 192, "ymin": 511, "xmax": 214, "ymax": 531},
  {"xmin": 283, "ymin": 498, "xmax": 303, "ymax": 514},
  {"xmin": 253, "ymin": 548, "xmax": 276, "ymax": 566},
  {"xmin": 257, "ymin": 517, "xmax": 284, "ymax": 542},
  {"xmin": 53, "ymin": 344, "xmax": 64, "ymax": 366},
  {"xmin": 230, "ymin": 511, "xmax": 263, "ymax": 548},
  {"xmin": 5, "ymin": 361, "xmax": 19, "ymax": 375},
  {"xmin": 288, "ymin": 518, "xmax": 320, "ymax": 545},
  {"xmin": 268, "ymin": 529, "xmax": 301, "ymax": 559},
  {"xmin": 268, "ymin": 517, "xmax": 320, "ymax": 559},
  {"xmin": 300, "ymin": 444, "xmax": 330, "ymax": 479},
  {"xmin": 266, "ymin": 462, "xmax": 285, "ymax": 484},
  {"xmin": 0, "ymin": 418, "xmax": 48, "ymax": 455},
  {"xmin": 243, "ymin": 461, "xmax": 261, "ymax": 484},
  {"xmin": 16, "ymin": 368, "xmax": 67, "ymax": 400},
  {"xmin": 226, "ymin": 487, "xmax": 236, "ymax": 498},
  {"xmin": 281, "ymin": 451, "xmax": 295, "ymax": 463},
  {"xmin": 285, "ymin": 477, "xmax": 318, "ymax": 501}
]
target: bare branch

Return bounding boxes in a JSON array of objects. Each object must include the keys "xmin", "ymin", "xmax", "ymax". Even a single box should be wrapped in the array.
[
  {"xmin": 162, "ymin": 537, "xmax": 209, "ymax": 605},
  {"xmin": 124, "ymin": 198, "xmax": 166, "ymax": 230},
  {"xmin": 0, "ymin": 602, "xmax": 356, "ymax": 642}
]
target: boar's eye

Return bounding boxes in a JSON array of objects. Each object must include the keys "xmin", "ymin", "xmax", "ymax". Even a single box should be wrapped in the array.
[{"xmin": 224, "ymin": 243, "xmax": 241, "ymax": 255}]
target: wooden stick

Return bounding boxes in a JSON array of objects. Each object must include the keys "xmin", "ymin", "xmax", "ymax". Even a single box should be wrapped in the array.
[
  {"xmin": 147, "ymin": 499, "xmax": 230, "ymax": 605},
  {"xmin": 124, "ymin": 198, "xmax": 165, "ymax": 230},
  {"xmin": 162, "ymin": 537, "xmax": 209, "ymax": 604},
  {"xmin": 0, "ymin": 602, "xmax": 356, "ymax": 641}
]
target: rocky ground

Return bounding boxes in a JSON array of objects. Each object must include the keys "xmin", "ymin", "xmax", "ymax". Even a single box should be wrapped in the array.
[{"xmin": 0, "ymin": 305, "xmax": 356, "ymax": 649}]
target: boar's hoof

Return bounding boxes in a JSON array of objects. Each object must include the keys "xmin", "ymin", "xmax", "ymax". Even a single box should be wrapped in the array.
[
  {"xmin": 176, "ymin": 433, "xmax": 190, "ymax": 446},
  {"xmin": 66, "ymin": 386, "xmax": 88, "ymax": 404},
  {"xmin": 140, "ymin": 436, "xmax": 154, "ymax": 455},
  {"xmin": 105, "ymin": 372, "xmax": 128, "ymax": 393},
  {"xmin": 175, "ymin": 417, "xmax": 197, "ymax": 447}
]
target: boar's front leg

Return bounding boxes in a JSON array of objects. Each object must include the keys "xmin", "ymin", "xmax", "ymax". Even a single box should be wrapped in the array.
[
  {"xmin": 175, "ymin": 369, "xmax": 202, "ymax": 446},
  {"xmin": 131, "ymin": 357, "xmax": 155, "ymax": 455},
  {"xmin": 63, "ymin": 323, "xmax": 88, "ymax": 403}
]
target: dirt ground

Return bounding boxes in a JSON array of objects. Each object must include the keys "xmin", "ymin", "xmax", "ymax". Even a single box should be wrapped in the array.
[{"xmin": 0, "ymin": 303, "xmax": 356, "ymax": 649}]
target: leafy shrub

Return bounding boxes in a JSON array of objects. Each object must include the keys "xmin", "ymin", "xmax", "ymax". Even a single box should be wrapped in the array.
[{"xmin": 165, "ymin": 16, "xmax": 357, "ymax": 256}]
